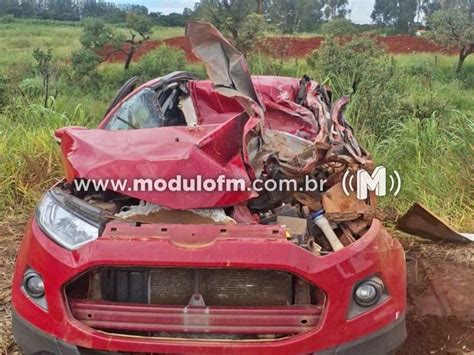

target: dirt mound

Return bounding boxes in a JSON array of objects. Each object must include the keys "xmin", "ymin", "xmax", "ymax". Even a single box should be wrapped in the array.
[
  {"xmin": 397, "ymin": 235, "xmax": 474, "ymax": 354},
  {"xmin": 259, "ymin": 35, "xmax": 455, "ymax": 58},
  {"xmin": 101, "ymin": 35, "xmax": 455, "ymax": 64},
  {"xmin": 258, "ymin": 37, "xmax": 324, "ymax": 59},
  {"xmin": 100, "ymin": 36, "xmax": 198, "ymax": 64},
  {"xmin": 163, "ymin": 36, "xmax": 198, "ymax": 62},
  {"xmin": 375, "ymin": 35, "xmax": 455, "ymax": 55}
]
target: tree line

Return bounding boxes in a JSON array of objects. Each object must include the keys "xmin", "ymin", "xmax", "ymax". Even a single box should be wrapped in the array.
[
  {"xmin": 1, "ymin": 0, "xmax": 472, "ymax": 35},
  {"xmin": 2, "ymin": 0, "xmax": 471, "ymax": 72},
  {"xmin": 0, "ymin": 0, "xmax": 187, "ymax": 24}
]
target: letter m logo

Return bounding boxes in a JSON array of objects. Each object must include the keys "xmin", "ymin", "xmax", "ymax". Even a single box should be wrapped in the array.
[{"xmin": 356, "ymin": 166, "xmax": 387, "ymax": 199}]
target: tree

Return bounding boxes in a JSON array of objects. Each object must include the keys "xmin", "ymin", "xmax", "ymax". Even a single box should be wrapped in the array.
[
  {"xmin": 80, "ymin": 17, "xmax": 121, "ymax": 52},
  {"xmin": 32, "ymin": 48, "xmax": 58, "ymax": 107},
  {"xmin": 427, "ymin": 8, "xmax": 474, "ymax": 72},
  {"xmin": 76, "ymin": 15, "xmax": 153, "ymax": 73},
  {"xmin": 46, "ymin": 0, "xmax": 80, "ymax": 21},
  {"xmin": 265, "ymin": 0, "xmax": 326, "ymax": 33},
  {"xmin": 371, "ymin": 0, "xmax": 418, "ymax": 33},
  {"xmin": 236, "ymin": 13, "xmax": 267, "ymax": 54},
  {"xmin": 420, "ymin": 0, "xmax": 442, "ymax": 18},
  {"xmin": 323, "ymin": 0, "xmax": 350, "ymax": 20},
  {"xmin": 72, "ymin": 18, "xmax": 121, "ymax": 80},
  {"xmin": 82, "ymin": 2, "xmax": 127, "ymax": 23},
  {"xmin": 308, "ymin": 36, "xmax": 387, "ymax": 95},
  {"xmin": 193, "ymin": 0, "xmax": 258, "ymax": 43},
  {"xmin": 123, "ymin": 13, "xmax": 153, "ymax": 70},
  {"xmin": 0, "ymin": 0, "xmax": 19, "ymax": 16}
]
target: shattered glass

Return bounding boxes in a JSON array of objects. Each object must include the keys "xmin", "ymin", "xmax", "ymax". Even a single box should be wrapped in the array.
[{"xmin": 105, "ymin": 88, "xmax": 165, "ymax": 130}]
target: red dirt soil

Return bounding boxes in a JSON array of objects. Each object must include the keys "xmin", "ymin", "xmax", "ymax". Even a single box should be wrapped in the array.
[
  {"xmin": 101, "ymin": 35, "xmax": 456, "ymax": 64},
  {"xmin": 398, "ymin": 257, "xmax": 474, "ymax": 354}
]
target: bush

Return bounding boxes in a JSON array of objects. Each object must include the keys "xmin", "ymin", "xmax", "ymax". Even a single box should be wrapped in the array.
[
  {"xmin": 99, "ymin": 64, "xmax": 131, "ymax": 88},
  {"xmin": 320, "ymin": 19, "xmax": 359, "ymax": 36},
  {"xmin": 19, "ymin": 77, "xmax": 43, "ymax": 97},
  {"xmin": 0, "ymin": 15, "xmax": 15, "ymax": 23},
  {"xmin": 307, "ymin": 36, "xmax": 453, "ymax": 137},
  {"xmin": 236, "ymin": 13, "xmax": 267, "ymax": 55},
  {"xmin": 131, "ymin": 46, "xmax": 187, "ymax": 81},
  {"xmin": 308, "ymin": 36, "xmax": 386, "ymax": 97},
  {"xmin": 0, "ymin": 77, "xmax": 9, "ymax": 108},
  {"xmin": 308, "ymin": 37, "xmax": 395, "ymax": 130},
  {"xmin": 71, "ymin": 48, "xmax": 101, "ymax": 87}
]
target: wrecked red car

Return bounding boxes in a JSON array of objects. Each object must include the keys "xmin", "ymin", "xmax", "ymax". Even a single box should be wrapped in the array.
[{"xmin": 12, "ymin": 22, "xmax": 406, "ymax": 354}]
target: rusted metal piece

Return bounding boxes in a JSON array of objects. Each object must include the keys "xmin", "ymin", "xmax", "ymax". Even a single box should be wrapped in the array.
[
  {"xmin": 343, "ymin": 218, "xmax": 371, "ymax": 237},
  {"xmin": 71, "ymin": 299, "xmax": 322, "ymax": 335},
  {"xmin": 339, "ymin": 225, "xmax": 357, "ymax": 246},
  {"xmin": 293, "ymin": 192, "xmax": 322, "ymax": 212},
  {"xmin": 322, "ymin": 182, "xmax": 369, "ymax": 222},
  {"xmin": 185, "ymin": 21, "xmax": 263, "ymax": 113},
  {"xmin": 397, "ymin": 203, "xmax": 473, "ymax": 243}
]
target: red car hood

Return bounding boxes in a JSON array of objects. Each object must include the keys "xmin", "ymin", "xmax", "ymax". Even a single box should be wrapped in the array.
[{"xmin": 60, "ymin": 112, "xmax": 256, "ymax": 209}]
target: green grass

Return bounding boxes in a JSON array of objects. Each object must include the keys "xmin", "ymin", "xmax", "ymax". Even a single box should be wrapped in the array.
[
  {"xmin": 0, "ymin": 21, "xmax": 184, "ymax": 70},
  {"xmin": 149, "ymin": 26, "xmax": 185, "ymax": 40},
  {"xmin": 0, "ymin": 21, "xmax": 82, "ymax": 66},
  {"xmin": 0, "ymin": 95, "xmax": 108, "ymax": 212}
]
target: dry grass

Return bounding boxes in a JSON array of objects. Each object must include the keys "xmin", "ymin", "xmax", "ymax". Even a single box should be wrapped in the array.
[
  {"xmin": 393, "ymin": 229, "xmax": 474, "ymax": 267},
  {"xmin": 0, "ymin": 217, "xmax": 25, "ymax": 354}
]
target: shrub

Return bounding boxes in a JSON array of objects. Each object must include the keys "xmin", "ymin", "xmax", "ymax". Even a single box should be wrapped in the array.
[
  {"xmin": 320, "ymin": 19, "xmax": 359, "ymax": 36},
  {"xmin": 236, "ymin": 13, "xmax": 267, "ymax": 55},
  {"xmin": 99, "ymin": 64, "xmax": 131, "ymax": 88},
  {"xmin": 0, "ymin": 77, "xmax": 9, "ymax": 108},
  {"xmin": 0, "ymin": 15, "xmax": 15, "ymax": 24},
  {"xmin": 307, "ymin": 36, "xmax": 453, "ymax": 137},
  {"xmin": 307, "ymin": 36, "xmax": 386, "ymax": 97},
  {"xmin": 131, "ymin": 46, "xmax": 186, "ymax": 81},
  {"xmin": 71, "ymin": 48, "xmax": 101, "ymax": 89},
  {"xmin": 19, "ymin": 77, "xmax": 43, "ymax": 97}
]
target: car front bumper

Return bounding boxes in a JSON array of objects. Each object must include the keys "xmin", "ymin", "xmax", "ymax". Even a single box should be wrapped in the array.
[
  {"xmin": 13, "ymin": 309, "xmax": 406, "ymax": 355},
  {"xmin": 12, "ymin": 218, "xmax": 406, "ymax": 354}
]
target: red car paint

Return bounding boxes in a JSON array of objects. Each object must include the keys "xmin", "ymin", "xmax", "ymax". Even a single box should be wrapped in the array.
[{"xmin": 13, "ymin": 218, "xmax": 405, "ymax": 354}]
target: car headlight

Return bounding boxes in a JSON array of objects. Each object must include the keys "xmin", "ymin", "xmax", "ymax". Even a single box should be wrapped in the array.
[{"xmin": 36, "ymin": 193, "xmax": 99, "ymax": 250}]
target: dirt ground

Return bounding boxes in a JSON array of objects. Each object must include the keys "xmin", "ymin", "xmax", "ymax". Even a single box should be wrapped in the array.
[
  {"xmin": 101, "ymin": 35, "xmax": 457, "ymax": 64},
  {"xmin": 0, "ymin": 219, "xmax": 472, "ymax": 354},
  {"xmin": 0, "ymin": 217, "xmax": 24, "ymax": 354},
  {"xmin": 398, "ymin": 232, "xmax": 474, "ymax": 354}
]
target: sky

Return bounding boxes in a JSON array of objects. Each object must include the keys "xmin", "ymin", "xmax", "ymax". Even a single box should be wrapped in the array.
[{"xmin": 110, "ymin": 0, "xmax": 377, "ymax": 24}]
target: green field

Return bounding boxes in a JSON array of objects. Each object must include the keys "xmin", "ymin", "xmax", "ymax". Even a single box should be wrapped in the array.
[{"xmin": 0, "ymin": 19, "xmax": 473, "ymax": 231}]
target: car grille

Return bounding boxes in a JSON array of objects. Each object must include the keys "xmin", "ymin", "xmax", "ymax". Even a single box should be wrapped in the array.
[
  {"xmin": 149, "ymin": 268, "xmax": 292, "ymax": 306},
  {"xmin": 67, "ymin": 267, "xmax": 324, "ymax": 340}
]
